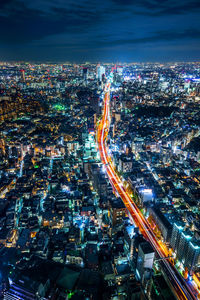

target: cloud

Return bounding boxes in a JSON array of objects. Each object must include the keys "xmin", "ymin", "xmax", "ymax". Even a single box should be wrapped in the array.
[
  {"xmin": 0, "ymin": 0, "xmax": 102, "ymax": 44},
  {"xmin": 0, "ymin": 0, "xmax": 15, "ymax": 10},
  {"xmin": 33, "ymin": 28, "xmax": 200, "ymax": 51},
  {"xmin": 111, "ymin": 0, "xmax": 200, "ymax": 16},
  {"xmin": 103, "ymin": 29, "xmax": 200, "ymax": 47},
  {"xmin": 142, "ymin": 1, "xmax": 200, "ymax": 16}
]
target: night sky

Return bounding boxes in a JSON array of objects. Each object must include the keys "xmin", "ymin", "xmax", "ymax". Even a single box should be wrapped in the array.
[{"xmin": 0, "ymin": 0, "xmax": 200, "ymax": 62}]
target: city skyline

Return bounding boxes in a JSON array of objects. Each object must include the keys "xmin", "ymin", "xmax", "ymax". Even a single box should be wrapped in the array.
[
  {"xmin": 0, "ymin": 0, "xmax": 200, "ymax": 298},
  {"xmin": 0, "ymin": 61, "xmax": 200, "ymax": 299}
]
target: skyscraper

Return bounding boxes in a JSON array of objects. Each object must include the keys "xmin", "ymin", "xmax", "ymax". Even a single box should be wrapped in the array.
[
  {"xmin": 170, "ymin": 222, "xmax": 184, "ymax": 253},
  {"xmin": 83, "ymin": 67, "xmax": 88, "ymax": 83},
  {"xmin": 176, "ymin": 230, "xmax": 193, "ymax": 263},
  {"xmin": 96, "ymin": 65, "xmax": 105, "ymax": 81},
  {"xmin": 184, "ymin": 239, "xmax": 200, "ymax": 273},
  {"xmin": 136, "ymin": 241, "xmax": 155, "ymax": 284},
  {"xmin": 20, "ymin": 69, "xmax": 25, "ymax": 81}
]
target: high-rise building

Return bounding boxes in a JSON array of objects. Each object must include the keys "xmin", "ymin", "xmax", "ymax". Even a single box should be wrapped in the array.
[
  {"xmin": 118, "ymin": 154, "xmax": 133, "ymax": 173},
  {"xmin": 124, "ymin": 224, "xmax": 136, "ymax": 258},
  {"xmin": 117, "ymin": 66, "xmax": 123, "ymax": 75},
  {"xmin": 176, "ymin": 230, "xmax": 193, "ymax": 263},
  {"xmin": 20, "ymin": 69, "xmax": 25, "ymax": 81},
  {"xmin": 96, "ymin": 65, "xmax": 105, "ymax": 81},
  {"xmin": 83, "ymin": 67, "xmax": 88, "ymax": 83},
  {"xmin": 184, "ymin": 239, "xmax": 200, "ymax": 273},
  {"xmin": 184, "ymin": 80, "xmax": 190, "ymax": 91},
  {"xmin": 109, "ymin": 198, "xmax": 126, "ymax": 226},
  {"xmin": 89, "ymin": 94, "xmax": 100, "ymax": 114},
  {"xmin": 136, "ymin": 241, "xmax": 155, "ymax": 284},
  {"xmin": 170, "ymin": 222, "xmax": 184, "ymax": 253}
]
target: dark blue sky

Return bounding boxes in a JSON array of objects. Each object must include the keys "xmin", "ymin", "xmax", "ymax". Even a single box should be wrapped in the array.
[{"xmin": 0, "ymin": 0, "xmax": 200, "ymax": 62}]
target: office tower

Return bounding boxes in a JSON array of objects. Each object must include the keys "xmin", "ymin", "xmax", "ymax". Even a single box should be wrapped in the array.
[
  {"xmin": 96, "ymin": 65, "xmax": 105, "ymax": 81},
  {"xmin": 136, "ymin": 241, "xmax": 155, "ymax": 284}
]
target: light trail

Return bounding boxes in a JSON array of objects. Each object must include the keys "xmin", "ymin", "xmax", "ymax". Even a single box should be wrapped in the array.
[{"xmin": 97, "ymin": 81, "xmax": 196, "ymax": 300}]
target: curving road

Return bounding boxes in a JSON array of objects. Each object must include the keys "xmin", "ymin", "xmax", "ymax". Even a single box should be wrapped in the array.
[{"xmin": 97, "ymin": 81, "xmax": 196, "ymax": 300}]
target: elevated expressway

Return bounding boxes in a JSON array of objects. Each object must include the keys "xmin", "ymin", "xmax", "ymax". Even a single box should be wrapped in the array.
[{"xmin": 97, "ymin": 82, "xmax": 197, "ymax": 300}]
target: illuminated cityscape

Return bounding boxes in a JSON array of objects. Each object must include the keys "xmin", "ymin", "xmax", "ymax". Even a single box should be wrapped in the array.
[
  {"xmin": 0, "ymin": 62, "xmax": 199, "ymax": 300},
  {"xmin": 0, "ymin": 0, "xmax": 200, "ymax": 299}
]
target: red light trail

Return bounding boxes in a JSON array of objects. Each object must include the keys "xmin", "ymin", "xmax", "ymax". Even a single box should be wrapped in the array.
[{"xmin": 97, "ymin": 81, "xmax": 197, "ymax": 300}]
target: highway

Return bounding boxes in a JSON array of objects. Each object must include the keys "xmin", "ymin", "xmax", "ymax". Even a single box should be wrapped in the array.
[{"xmin": 97, "ymin": 81, "xmax": 197, "ymax": 300}]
